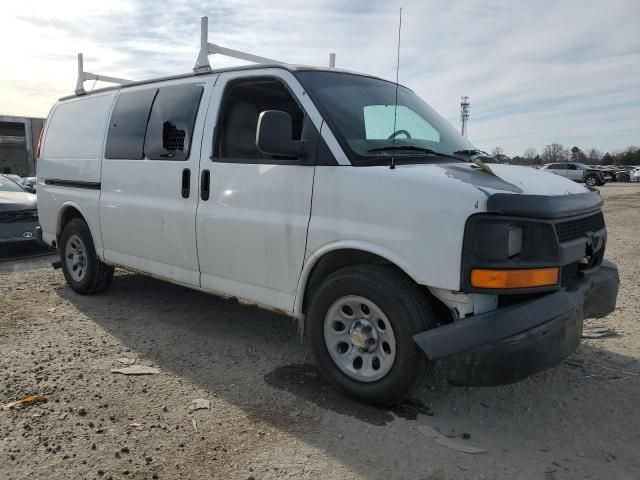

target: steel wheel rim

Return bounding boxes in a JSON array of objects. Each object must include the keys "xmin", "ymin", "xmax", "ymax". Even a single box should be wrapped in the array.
[
  {"xmin": 586, "ymin": 177, "xmax": 597, "ymax": 186},
  {"xmin": 65, "ymin": 234, "xmax": 87, "ymax": 282},
  {"xmin": 324, "ymin": 295, "xmax": 397, "ymax": 382}
]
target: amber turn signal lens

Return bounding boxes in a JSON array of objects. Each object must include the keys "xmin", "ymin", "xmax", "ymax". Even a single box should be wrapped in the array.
[{"xmin": 470, "ymin": 267, "xmax": 559, "ymax": 289}]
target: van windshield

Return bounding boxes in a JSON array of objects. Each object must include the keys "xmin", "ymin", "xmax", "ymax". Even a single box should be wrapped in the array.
[{"xmin": 295, "ymin": 71, "xmax": 476, "ymax": 165}]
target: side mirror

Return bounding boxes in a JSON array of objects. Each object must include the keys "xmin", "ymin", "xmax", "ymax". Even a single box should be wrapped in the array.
[{"xmin": 256, "ymin": 110, "xmax": 303, "ymax": 157}]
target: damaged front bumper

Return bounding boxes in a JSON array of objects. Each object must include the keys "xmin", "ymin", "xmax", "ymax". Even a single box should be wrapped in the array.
[{"xmin": 413, "ymin": 260, "xmax": 619, "ymax": 386}]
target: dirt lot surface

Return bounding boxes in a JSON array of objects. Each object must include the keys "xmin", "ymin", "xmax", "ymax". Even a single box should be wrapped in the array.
[{"xmin": 1, "ymin": 184, "xmax": 639, "ymax": 479}]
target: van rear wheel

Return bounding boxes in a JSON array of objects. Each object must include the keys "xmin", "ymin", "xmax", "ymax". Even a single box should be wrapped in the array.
[
  {"xmin": 307, "ymin": 264, "xmax": 436, "ymax": 406},
  {"xmin": 59, "ymin": 218, "xmax": 114, "ymax": 295}
]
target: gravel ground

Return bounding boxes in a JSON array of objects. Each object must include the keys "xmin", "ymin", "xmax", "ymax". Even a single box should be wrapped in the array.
[{"xmin": 1, "ymin": 184, "xmax": 639, "ymax": 480}]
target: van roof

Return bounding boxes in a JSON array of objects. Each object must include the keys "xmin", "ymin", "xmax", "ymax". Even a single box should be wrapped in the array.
[{"xmin": 59, "ymin": 63, "xmax": 394, "ymax": 101}]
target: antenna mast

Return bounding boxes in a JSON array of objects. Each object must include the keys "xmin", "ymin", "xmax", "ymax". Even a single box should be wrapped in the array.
[
  {"xmin": 460, "ymin": 95, "xmax": 470, "ymax": 138},
  {"xmin": 390, "ymin": 7, "xmax": 403, "ymax": 170}
]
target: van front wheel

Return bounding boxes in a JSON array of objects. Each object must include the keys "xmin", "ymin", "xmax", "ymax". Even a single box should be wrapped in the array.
[
  {"xmin": 307, "ymin": 264, "xmax": 436, "ymax": 406},
  {"xmin": 59, "ymin": 218, "xmax": 114, "ymax": 295}
]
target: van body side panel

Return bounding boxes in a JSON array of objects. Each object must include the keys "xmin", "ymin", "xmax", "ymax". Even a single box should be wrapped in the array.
[
  {"xmin": 37, "ymin": 92, "xmax": 116, "ymax": 254},
  {"xmin": 99, "ymin": 77, "xmax": 215, "ymax": 286}
]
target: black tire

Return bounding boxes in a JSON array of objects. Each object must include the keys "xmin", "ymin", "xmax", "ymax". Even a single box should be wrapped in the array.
[
  {"xmin": 307, "ymin": 264, "xmax": 437, "ymax": 406},
  {"xmin": 59, "ymin": 218, "xmax": 114, "ymax": 295},
  {"xmin": 585, "ymin": 174, "xmax": 599, "ymax": 187}
]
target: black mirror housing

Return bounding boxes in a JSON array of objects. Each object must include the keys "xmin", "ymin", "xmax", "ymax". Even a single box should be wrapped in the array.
[{"xmin": 256, "ymin": 110, "xmax": 303, "ymax": 157}]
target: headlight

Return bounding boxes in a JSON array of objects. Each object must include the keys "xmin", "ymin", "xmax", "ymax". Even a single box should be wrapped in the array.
[
  {"xmin": 471, "ymin": 222, "xmax": 526, "ymax": 261},
  {"xmin": 461, "ymin": 214, "xmax": 560, "ymax": 292},
  {"xmin": 507, "ymin": 226, "xmax": 522, "ymax": 258}
]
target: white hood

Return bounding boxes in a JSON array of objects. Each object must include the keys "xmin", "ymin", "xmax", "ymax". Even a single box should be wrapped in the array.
[
  {"xmin": 485, "ymin": 164, "xmax": 589, "ymax": 195},
  {"xmin": 402, "ymin": 162, "xmax": 590, "ymax": 197}
]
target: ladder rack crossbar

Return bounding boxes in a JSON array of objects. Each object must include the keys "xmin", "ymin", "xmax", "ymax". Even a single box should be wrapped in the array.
[
  {"xmin": 193, "ymin": 17, "xmax": 285, "ymax": 72},
  {"xmin": 75, "ymin": 53, "xmax": 132, "ymax": 95},
  {"xmin": 73, "ymin": 17, "xmax": 337, "ymax": 94}
]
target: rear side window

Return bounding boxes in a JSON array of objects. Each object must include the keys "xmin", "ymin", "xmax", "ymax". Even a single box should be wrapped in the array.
[
  {"xmin": 44, "ymin": 94, "xmax": 115, "ymax": 159},
  {"xmin": 144, "ymin": 85, "xmax": 204, "ymax": 161},
  {"xmin": 105, "ymin": 84, "xmax": 203, "ymax": 161},
  {"xmin": 106, "ymin": 89, "xmax": 157, "ymax": 159}
]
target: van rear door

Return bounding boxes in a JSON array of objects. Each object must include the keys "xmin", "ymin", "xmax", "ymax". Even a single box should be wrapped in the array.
[{"xmin": 99, "ymin": 77, "xmax": 215, "ymax": 286}]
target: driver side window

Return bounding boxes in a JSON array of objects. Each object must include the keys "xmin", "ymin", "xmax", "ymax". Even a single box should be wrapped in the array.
[
  {"xmin": 214, "ymin": 77, "xmax": 304, "ymax": 163},
  {"xmin": 363, "ymin": 105, "xmax": 440, "ymax": 142}
]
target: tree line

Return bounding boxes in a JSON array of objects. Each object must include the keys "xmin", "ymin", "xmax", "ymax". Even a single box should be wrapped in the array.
[{"xmin": 490, "ymin": 145, "xmax": 640, "ymax": 166}]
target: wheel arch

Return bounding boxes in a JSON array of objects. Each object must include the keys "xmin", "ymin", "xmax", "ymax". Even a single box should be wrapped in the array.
[
  {"xmin": 56, "ymin": 202, "xmax": 88, "ymax": 237},
  {"xmin": 294, "ymin": 242, "xmax": 424, "ymax": 319},
  {"xmin": 55, "ymin": 201, "xmax": 102, "ymax": 255}
]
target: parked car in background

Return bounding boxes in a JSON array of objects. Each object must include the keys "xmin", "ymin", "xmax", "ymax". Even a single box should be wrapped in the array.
[
  {"xmin": 18, "ymin": 176, "xmax": 37, "ymax": 193},
  {"xmin": 612, "ymin": 166, "xmax": 636, "ymax": 182},
  {"xmin": 0, "ymin": 174, "xmax": 39, "ymax": 244},
  {"xmin": 4, "ymin": 173, "xmax": 23, "ymax": 183},
  {"xmin": 631, "ymin": 167, "xmax": 640, "ymax": 182},
  {"xmin": 541, "ymin": 163, "xmax": 606, "ymax": 186},
  {"xmin": 615, "ymin": 170, "xmax": 630, "ymax": 182},
  {"xmin": 590, "ymin": 165, "xmax": 615, "ymax": 182}
]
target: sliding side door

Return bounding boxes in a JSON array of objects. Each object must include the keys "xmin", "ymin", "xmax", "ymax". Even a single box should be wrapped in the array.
[{"xmin": 100, "ymin": 77, "xmax": 215, "ymax": 286}]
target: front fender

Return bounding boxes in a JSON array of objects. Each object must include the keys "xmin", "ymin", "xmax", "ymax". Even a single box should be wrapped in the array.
[{"xmin": 293, "ymin": 240, "xmax": 422, "ymax": 318}]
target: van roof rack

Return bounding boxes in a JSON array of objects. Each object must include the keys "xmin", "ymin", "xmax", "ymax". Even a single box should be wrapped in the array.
[
  {"xmin": 75, "ymin": 53, "xmax": 133, "ymax": 95},
  {"xmin": 75, "ymin": 16, "xmax": 337, "ymax": 95},
  {"xmin": 193, "ymin": 17, "xmax": 285, "ymax": 72}
]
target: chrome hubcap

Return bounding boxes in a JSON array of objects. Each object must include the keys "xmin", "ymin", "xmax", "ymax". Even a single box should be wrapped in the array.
[
  {"xmin": 349, "ymin": 319, "xmax": 379, "ymax": 353},
  {"xmin": 324, "ymin": 295, "xmax": 396, "ymax": 382},
  {"xmin": 65, "ymin": 234, "xmax": 87, "ymax": 282}
]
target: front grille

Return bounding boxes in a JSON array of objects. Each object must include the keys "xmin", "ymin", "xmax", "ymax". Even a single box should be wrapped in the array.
[
  {"xmin": 555, "ymin": 212, "xmax": 605, "ymax": 242},
  {"xmin": 0, "ymin": 209, "xmax": 38, "ymax": 223}
]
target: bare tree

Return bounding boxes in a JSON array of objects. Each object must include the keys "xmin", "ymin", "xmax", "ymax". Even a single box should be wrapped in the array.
[
  {"xmin": 523, "ymin": 148, "xmax": 536, "ymax": 160},
  {"xmin": 585, "ymin": 148, "xmax": 603, "ymax": 165},
  {"xmin": 541, "ymin": 143, "xmax": 565, "ymax": 163},
  {"xmin": 491, "ymin": 147, "xmax": 509, "ymax": 163}
]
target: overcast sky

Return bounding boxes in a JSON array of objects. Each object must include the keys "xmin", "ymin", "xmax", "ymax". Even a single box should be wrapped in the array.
[{"xmin": 1, "ymin": 0, "xmax": 638, "ymax": 155}]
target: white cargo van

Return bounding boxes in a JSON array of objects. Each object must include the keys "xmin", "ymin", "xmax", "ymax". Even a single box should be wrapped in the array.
[{"xmin": 36, "ymin": 19, "xmax": 619, "ymax": 405}]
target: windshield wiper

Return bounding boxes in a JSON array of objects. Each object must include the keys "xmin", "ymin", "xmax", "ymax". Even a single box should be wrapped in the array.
[
  {"xmin": 453, "ymin": 149, "xmax": 491, "ymax": 156},
  {"xmin": 366, "ymin": 145, "xmax": 462, "ymax": 160},
  {"xmin": 453, "ymin": 149, "xmax": 499, "ymax": 163}
]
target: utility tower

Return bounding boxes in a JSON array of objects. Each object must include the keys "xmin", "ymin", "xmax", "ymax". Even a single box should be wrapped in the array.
[{"xmin": 460, "ymin": 96, "xmax": 470, "ymax": 138}]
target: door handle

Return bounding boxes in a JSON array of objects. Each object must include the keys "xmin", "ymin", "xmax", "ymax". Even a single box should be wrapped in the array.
[
  {"xmin": 181, "ymin": 168, "xmax": 190, "ymax": 198},
  {"xmin": 201, "ymin": 169, "xmax": 210, "ymax": 201}
]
